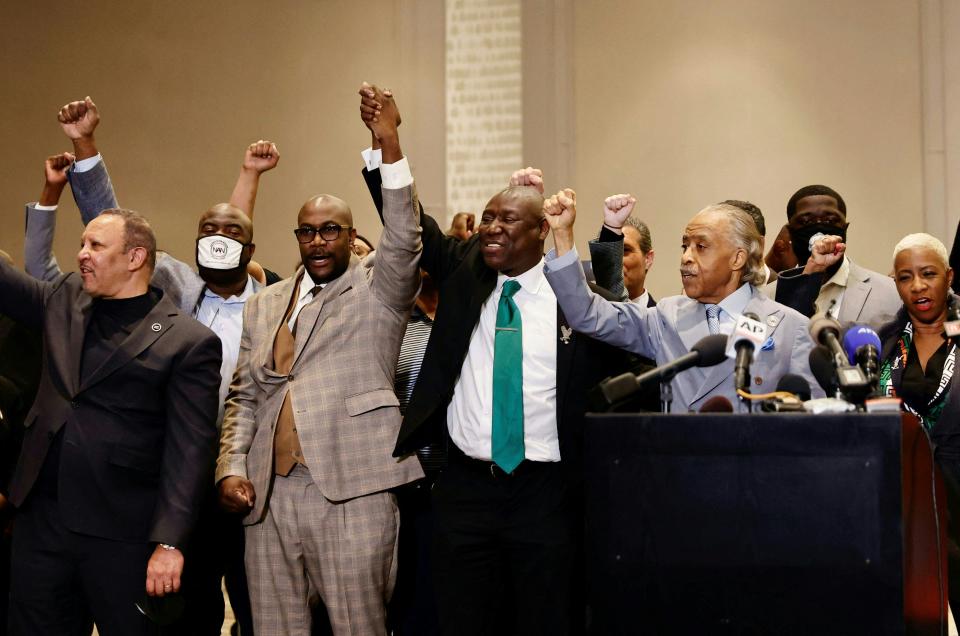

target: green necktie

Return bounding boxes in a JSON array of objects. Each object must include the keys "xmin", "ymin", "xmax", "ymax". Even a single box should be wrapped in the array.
[{"xmin": 492, "ymin": 279, "xmax": 524, "ymax": 473}]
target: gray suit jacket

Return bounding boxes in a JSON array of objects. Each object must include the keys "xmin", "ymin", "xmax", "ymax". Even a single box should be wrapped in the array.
[
  {"xmin": 216, "ymin": 184, "xmax": 424, "ymax": 523},
  {"xmin": 770, "ymin": 259, "xmax": 900, "ymax": 330},
  {"xmin": 544, "ymin": 249, "xmax": 823, "ymax": 411},
  {"xmin": 23, "ymin": 159, "xmax": 261, "ymax": 312}
]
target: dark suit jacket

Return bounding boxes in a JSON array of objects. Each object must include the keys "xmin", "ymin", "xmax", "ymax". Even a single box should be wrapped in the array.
[
  {"xmin": 0, "ymin": 314, "xmax": 41, "ymax": 495},
  {"xmin": 361, "ymin": 168, "xmax": 628, "ymax": 478},
  {"xmin": 0, "ymin": 261, "xmax": 222, "ymax": 547}
]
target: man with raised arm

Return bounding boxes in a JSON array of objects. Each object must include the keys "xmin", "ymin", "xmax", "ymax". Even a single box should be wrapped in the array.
[
  {"xmin": 216, "ymin": 85, "xmax": 423, "ymax": 636},
  {"xmin": 21, "ymin": 96, "xmax": 280, "ymax": 634},
  {"xmin": 360, "ymin": 87, "xmax": 629, "ymax": 635},
  {"xmin": 3, "ymin": 207, "xmax": 221, "ymax": 635},
  {"xmin": 542, "ymin": 190, "xmax": 821, "ymax": 411}
]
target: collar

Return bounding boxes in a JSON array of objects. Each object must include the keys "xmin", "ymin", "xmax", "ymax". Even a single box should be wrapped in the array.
[
  {"xmin": 717, "ymin": 282, "xmax": 753, "ymax": 318},
  {"xmin": 632, "ymin": 290, "xmax": 650, "ymax": 306},
  {"xmin": 202, "ymin": 275, "xmax": 257, "ymax": 304},
  {"xmin": 297, "ymin": 272, "xmax": 326, "ymax": 302},
  {"xmin": 496, "ymin": 257, "xmax": 547, "ymax": 296},
  {"xmin": 823, "ymin": 256, "xmax": 850, "ymax": 288}
]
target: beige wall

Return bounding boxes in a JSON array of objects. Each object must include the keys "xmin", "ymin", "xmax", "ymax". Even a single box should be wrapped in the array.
[
  {"xmin": 0, "ymin": 0, "xmax": 444, "ymax": 276},
  {"xmin": 569, "ymin": 0, "xmax": 925, "ymax": 298},
  {"xmin": 0, "ymin": 1, "xmax": 944, "ymax": 306}
]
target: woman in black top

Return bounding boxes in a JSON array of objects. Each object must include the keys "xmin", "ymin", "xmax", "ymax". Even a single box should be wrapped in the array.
[{"xmin": 878, "ymin": 233, "xmax": 956, "ymax": 428}]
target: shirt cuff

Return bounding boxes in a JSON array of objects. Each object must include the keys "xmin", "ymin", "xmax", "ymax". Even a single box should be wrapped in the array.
[
  {"xmin": 361, "ymin": 147, "xmax": 383, "ymax": 172},
  {"xmin": 32, "ymin": 203, "xmax": 58, "ymax": 212},
  {"xmin": 380, "ymin": 157, "xmax": 413, "ymax": 189},
  {"xmin": 72, "ymin": 154, "xmax": 102, "ymax": 173},
  {"xmin": 544, "ymin": 246, "xmax": 580, "ymax": 270}
]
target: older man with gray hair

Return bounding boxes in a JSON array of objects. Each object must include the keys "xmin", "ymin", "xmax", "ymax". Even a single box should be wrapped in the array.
[{"xmin": 542, "ymin": 195, "xmax": 822, "ymax": 412}]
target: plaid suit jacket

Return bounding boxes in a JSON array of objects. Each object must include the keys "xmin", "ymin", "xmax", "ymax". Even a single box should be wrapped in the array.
[{"xmin": 216, "ymin": 184, "xmax": 424, "ymax": 524}]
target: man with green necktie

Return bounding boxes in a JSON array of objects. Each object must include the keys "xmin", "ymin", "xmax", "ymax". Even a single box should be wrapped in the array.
[{"xmin": 360, "ymin": 85, "xmax": 628, "ymax": 636}]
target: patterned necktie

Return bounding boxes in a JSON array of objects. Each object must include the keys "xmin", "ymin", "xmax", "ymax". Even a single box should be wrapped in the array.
[
  {"xmin": 705, "ymin": 304, "xmax": 721, "ymax": 335},
  {"xmin": 492, "ymin": 280, "xmax": 524, "ymax": 473}
]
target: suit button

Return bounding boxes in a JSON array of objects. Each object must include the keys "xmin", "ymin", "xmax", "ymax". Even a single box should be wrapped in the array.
[
  {"xmin": 71, "ymin": 400, "xmax": 80, "ymax": 409},
  {"xmin": 287, "ymin": 374, "xmax": 295, "ymax": 382}
]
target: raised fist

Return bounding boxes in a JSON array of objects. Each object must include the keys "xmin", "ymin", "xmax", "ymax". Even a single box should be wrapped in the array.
[
  {"xmin": 603, "ymin": 194, "xmax": 636, "ymax": 230},
  {"xmin": 543, "ymin": 188, "xmax": 577, "ymax": 231},
  {"xmin": 58, "ymin": 96, "xmax": 100, "ymax": 140},
  {"xmin": 44, "ymin": 152, "xmax": 75, "ymax": 187},
  {"xmin": 803, "ymin": 234, "xmax": 846, "ymax": 274},
  {"xmin": 510, "ymin": 167, "xmax": 544, "ymax": 194},
  {"xmin": 243, "ymin": 140, "xmax": 280, "ymax": 173},
  {"xmin": 358, "ymin": 82, "xmax": 401, "ymax": 141}
]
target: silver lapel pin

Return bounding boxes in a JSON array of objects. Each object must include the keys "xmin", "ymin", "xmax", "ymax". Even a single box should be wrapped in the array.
[{"xmin": 560, "ymin": 325, "xmax": 573, "ymax": 344}]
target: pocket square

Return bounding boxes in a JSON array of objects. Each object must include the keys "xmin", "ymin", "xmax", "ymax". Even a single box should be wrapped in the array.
[{"xmin": 760, "ymin": 337, "xmax": 775, "ymax": 351}]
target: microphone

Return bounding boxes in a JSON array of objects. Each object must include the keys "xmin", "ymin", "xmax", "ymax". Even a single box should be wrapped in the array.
[
  {"xmin": 809, "ymin": 345, "xmax": 839, "ymax": 397},
  {"xmin": 809, "ymin": 315, "xmax": 871, "ymax": 404},
  {"xmin": 842, "ymin": 324, "xmax": 881, "ymax": 389},
  {"xmin": 776, "ymin": 373, "xmax": 812, "ymax": 402},
  {"xmin": 809, "ymin": 314, "xmax": 847, "ymax": 369},
  {"xmin": 727, "ymin": 312, "xmax": 767, "ymax": 398},
  {"xmin": 699, "ymin": 396, "xmax": 734, "ymax": 413},
  {"xmin": 592, "ymin": 334, "xmax": 728, "ymax": 407}
]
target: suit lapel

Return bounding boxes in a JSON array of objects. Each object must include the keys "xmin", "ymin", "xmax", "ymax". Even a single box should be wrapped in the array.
[
  {"xmin": 292, "ymin": 265, "xmax": 357, "ymax": 365},
  {"xmin": 64, "ymin": 292, "xmax": 94, "ymax": 396},
  {"xmin": 839, "ymin": 265, "xmax": 871, "ymax": 323},
  {"xmin": 78, "ymin": 295, "xmax": 176, "ymax": 393},
  {"xmin": 676, "ymin": 298, "xmax": 706, "ymax": 353},
  {"xmin": 555, "ymin": 304, "xmax": 577, "ymax": 420}
]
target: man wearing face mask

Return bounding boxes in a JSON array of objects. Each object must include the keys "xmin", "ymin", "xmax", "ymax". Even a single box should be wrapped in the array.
[
  {"xmin": 773, "ymin": 184, "xmax": 900, "ymax": 329},
  {"xmin": 21, "ymin": 97, "xmax": 275, "ymax": 634}
]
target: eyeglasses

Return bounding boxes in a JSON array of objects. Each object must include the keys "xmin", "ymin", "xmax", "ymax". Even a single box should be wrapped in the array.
[{"xmin": 293, "ymin": 224, "xmax": 352, "ymax": 243}]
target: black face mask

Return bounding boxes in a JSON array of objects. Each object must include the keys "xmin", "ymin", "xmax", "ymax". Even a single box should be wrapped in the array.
[{"xmin": 788, "ymin": 223, "xmax": 847, "ymax": 265}]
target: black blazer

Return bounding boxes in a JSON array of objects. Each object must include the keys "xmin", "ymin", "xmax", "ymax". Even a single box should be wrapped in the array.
[
  {"xmin": 362, "ymin": 168, "xmax": 628, "ymax": 477},
  {"xmin": 0, "ymin": 261, "xmax": 222, "ymax": 547},
  {"xmin": 0, "ymin": 314, "xmax": 41, "ymax": 495}
]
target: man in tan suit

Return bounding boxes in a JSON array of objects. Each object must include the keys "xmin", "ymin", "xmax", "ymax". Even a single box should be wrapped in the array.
[{"xmin": 215, "ymin": 87, "xmax": 423, "ymax": 636}]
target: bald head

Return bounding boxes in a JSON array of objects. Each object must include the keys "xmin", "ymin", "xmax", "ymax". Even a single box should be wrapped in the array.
[
  {"xmin": 477, "ymin": 186, "xmax": 549, "ymax": 276},
  {"xmin": 297, "ymin": 194, "xmax": 357, "ymax": 284},
  {"xmin": 299, "ymin": 195, "xmax": 352, "ymax": 226},
  {"xmin": 198, "ymin": 203, "xmax": 254, "ymax": 243}
]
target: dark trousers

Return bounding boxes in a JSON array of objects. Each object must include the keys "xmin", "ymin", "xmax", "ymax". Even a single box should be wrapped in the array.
[
  {"xmin": 173, "ymin": 488, "xmax": 254, "ymax": 636},
  {"xmin": 388, "ymin": 482, "xmax": 441, "ymax": 636},
  {"xmin": 431, "ymin": 448, "xmax": 575, "ymax": 636},
  {"xmin": 8, "ymin": 492, "xmax": 151, "ymax": 636}
]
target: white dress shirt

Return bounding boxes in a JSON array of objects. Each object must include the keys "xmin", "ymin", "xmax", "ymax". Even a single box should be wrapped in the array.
[
  {"xmin": 632, "ymin": 290, "xmax": 650, "ymax": 306},
  {"xmin": 194, "ymin": 275, "xmax": 257, "ymax": 426},
  {"xmin": 815, "ymin": 256, "xmax": 850, "ymax": 319},
  {"xmin": 447, "ymin": 260, "xmax": 560, "ymax": 462}
]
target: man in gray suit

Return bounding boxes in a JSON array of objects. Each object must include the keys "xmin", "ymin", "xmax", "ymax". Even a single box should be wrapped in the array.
[
  {"xmin": 216, "ymin": 86, "xmax": 423, "ymax": 635},
  {"xmin": 772, "ymin": 184, "xmax": 900, "ymax": 328},
  {"xmin": 542, "ymin": 191, "xmax": 822, "ymax": 412}
]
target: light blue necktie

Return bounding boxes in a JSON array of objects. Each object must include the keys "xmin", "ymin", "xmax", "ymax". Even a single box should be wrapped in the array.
[
  {"xmin": 705, "ymin": 304, "xmax": 721, "ymax": 335},
  {"xmin": 492, "ymin": 280, "xmax": 524, "ymax": 473}
]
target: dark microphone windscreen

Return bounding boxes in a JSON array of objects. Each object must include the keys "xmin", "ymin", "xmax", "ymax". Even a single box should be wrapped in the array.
[
  {"xmin": 841, "ymin": 324, "xmax": 882, "ymax": 365},
  {"xmin": 700, "ymin": 395, "xmax": 734, "ymax": 413},
  {"xmin": 808, "ymin": 345, "xmax": 837, "ymax": 394},
  {"xmin": 692, "ymin": 334, "xmax": 729, "ymax": 367},
  {"xmin": 776, "ymin": 373, "xmax": 812, "ymax": 402},
  {"xmin": 809, "ymin": 314, "xmax": 842, "ymax": 347}
]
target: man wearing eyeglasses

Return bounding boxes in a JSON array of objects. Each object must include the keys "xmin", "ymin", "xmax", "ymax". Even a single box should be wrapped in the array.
[{"xmin": 215, "ymin": 85, "xmax": 424, "ymax": 636}]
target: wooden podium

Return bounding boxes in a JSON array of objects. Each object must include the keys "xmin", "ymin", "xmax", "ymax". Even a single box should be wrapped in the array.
[{"xmin": 582, "ymin": 412, "xmax": 947, "ymax": 635}]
